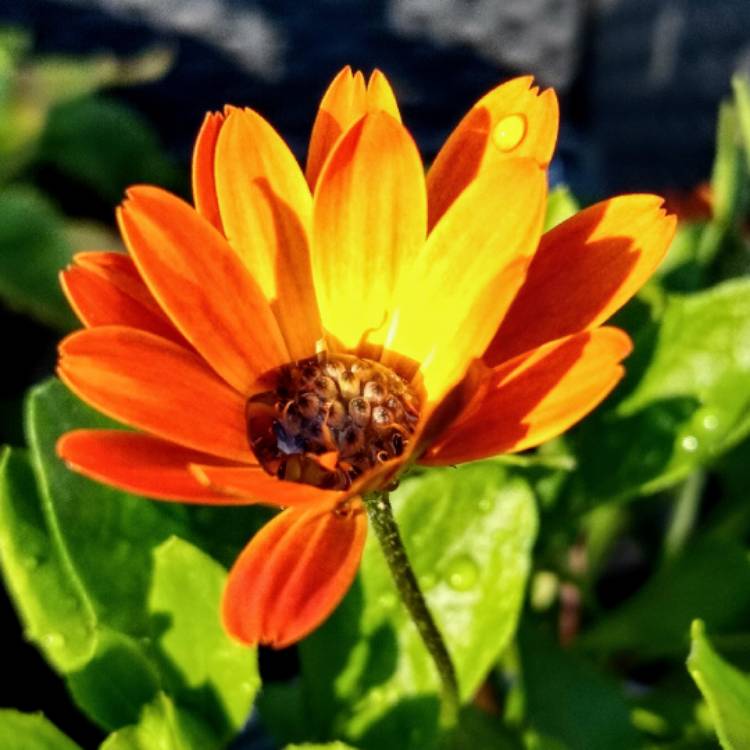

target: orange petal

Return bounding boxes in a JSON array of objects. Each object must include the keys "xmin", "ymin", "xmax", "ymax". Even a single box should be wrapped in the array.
[
  {"xmin": 58, "ymin": 326, "xmax": 250, "ymax": 462},
  {"xmin": 57, "ymin": 429, "xmax": 252, "ymax": 503},
  {"xmin": 118, "ymin": 186, "xmax": 289, "ymax": 392},
  {"xmin": 192, "ymin": 111, "xmax": 226, "ymax": 232},
  {"xmin": 427, "ymin": 76, "xmax": 558, "ymax": 228},
  {"xmin": 311, "ymin": 111, "xmax": 426, "ymax": 351},
  {"xmin": 61, "ymin": 252, "xmax": 186, "ymax": 345},
  {"xmin": 485, "ymin": 195, "xmax": 677, "ymax": 365},
  {"xmin": 223, "ymin": 499, "xmax": 367, "ymax": 647},
  {"xmin": 306, "ymin": 67, "xmax": 402, "ymax": 190},
  {"xmin": 213, "ymin": 108, "xmax": 321, "ymax": 359},
  {"xmin": 190, "ymin": 464, "xmax": 342, "ymax": 508},
  {"xmin": 422, "ymin": 327, "xmax": 632, "ymax": 465},
  {"xmin": 387, "ymin": 157, "xmax": 546, "ymax": 402}
]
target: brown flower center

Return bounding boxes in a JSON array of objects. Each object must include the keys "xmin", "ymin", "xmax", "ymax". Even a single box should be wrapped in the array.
[{"xmin": 246, "ymin": 354, "xmax": 421, "ymax": 490}]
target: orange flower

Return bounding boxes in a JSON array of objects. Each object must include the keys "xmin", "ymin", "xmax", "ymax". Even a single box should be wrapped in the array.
[{"xmin": 56, "ymin": 67, "xmax": 676, "ymax": 648}]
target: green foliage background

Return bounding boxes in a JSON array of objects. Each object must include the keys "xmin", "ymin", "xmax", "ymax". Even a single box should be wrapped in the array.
[{"xmin": 2, "ymin": 29, "xmax": 750, "ymax": 750}]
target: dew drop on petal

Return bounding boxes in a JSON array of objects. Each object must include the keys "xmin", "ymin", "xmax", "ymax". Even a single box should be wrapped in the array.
[
  {"xmin": 445, "ymin": 554, "xmax": 480, "ymax": 591},
  {"xmin": 492, "ymin": 113, "xmax": 527, "ymax": 152}
]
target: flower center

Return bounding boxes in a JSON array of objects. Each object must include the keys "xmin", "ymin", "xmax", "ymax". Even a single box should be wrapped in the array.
[{"xmin": 246, "ymin": 354, "xmax": 421, "ymax": 490}]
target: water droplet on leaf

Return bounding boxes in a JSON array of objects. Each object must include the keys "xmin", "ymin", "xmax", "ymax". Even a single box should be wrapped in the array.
[
  {"xmin": 680, "ymin": 434, "xmax": 699, "ymax": 453},
  {"xmin": 445, "ymin": 554, "xmax": 479, "ymax": 591}
]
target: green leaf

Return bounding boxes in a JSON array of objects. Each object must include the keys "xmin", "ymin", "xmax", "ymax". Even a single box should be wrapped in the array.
[
  {"xmin": 2, "ymin": 379, "xmax": 264, "ymax": 738},
  {"xmin": 147, "ymin": 537, "xmax": 260, "ymax": 733},
  {"xmin": 39, "ymin": 96, "xmax": 181, "ymax": 203},
  {"xmin": 291, "ymin": 462, "xmax": 537, "ymax": 749},
  {"xmin": 284, "ymin": 744, "xmax": 359, "ymax": 750},
  {"xmin": 519, "ymin": 621, "xmax": 640, "ymax": 750},
  {"xmin": 580, "ymin": 538, "xmax": 750, "ymax": 658},
  {"xmin": 732, "ymin": 75, "xmax": 750, "ymax": 172},
  {"xmin": 0, "ymin": 710, "xmax": 82, "ymax": 750},
  {"xmin": 544, "ymin": 185, "xmax": 579, "ymax": 231},
  {"xmin": 100, "ymin": 693, "xmax": 215, "ymax": 750},
  {"xmin": 0, "ymin": 185, "xmax": 76, "ymax": 328},
  {"xmin": 688, "ymin": 620, "xmax": 750, "ymax": 750},
  {"xmin": 571, "ymin": 279, "xmax": 750, "ymax": 504},
  {"xmin": 0, "ymin": 447, "xmax": 96, "ymax": 671}
]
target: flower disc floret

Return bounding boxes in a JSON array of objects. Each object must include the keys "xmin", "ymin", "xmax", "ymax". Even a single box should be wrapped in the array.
[{"xmin": 246, "ymin": 353, "xmax": 421, "ymax": 490}]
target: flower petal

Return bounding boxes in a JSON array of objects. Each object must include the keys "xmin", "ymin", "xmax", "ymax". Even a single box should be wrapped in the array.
[
  {"xmin": 311, "ymin": 111, "xmax": 426, "ymax": 351},
  {"xmin": 223, "ymin": 499, "xmax": 367, "ymax": 647},
  {"xmin": 485, "ymin": 195, "xmax": 677, "ymax": 365},
  {"xmin": 422, "ymin": 327, "xmax": 632, "ymax": 465},
  {"xmin": 58, "ymin": 326, "xmax": 250, "ymax": 462},
  {"xmin": 214, "ymin": 107, "xmax": 321, "ymax": 359},
  {"xmin": 118, "ymin": 186, "xmax": 289, "ymax": 391},
  {"xmin": 306, "ymin": 67, "xmax": 402, "ymax": 190},
  {"xmin": 57, "ymin": 429, "xmax": 251, "ymax": 503},
  {"xmin": 61, "ymin": 252, "xmax": 186, "ymax": 345},
  {"xmin": 366, "ymin": 69, "xmax": 401, "ymax": 122},
  {"xmin": 427, "ymin": 76, "xmax": 558, "ymax": 228},
  {"xmin": 387, "ymin": 157, "xmax": 546, "ymax": 402},
  {"xmin": 190, "ymin": 464, "xmax": 342, "ymax": 508},
  {"xmin": 192, "ymin": 111, "xmax": 225, "ymax": 232}
]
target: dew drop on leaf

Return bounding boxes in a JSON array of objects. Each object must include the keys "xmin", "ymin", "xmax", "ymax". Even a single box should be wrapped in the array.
[{"xmin": 444, "ymin": 554, "xmax": 480, "ymax": 591}]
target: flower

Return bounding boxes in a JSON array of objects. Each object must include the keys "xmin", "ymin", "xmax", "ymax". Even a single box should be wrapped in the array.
[{"xmin": 56, "ymin": 67, "xmax": 676, "ymax": 648}]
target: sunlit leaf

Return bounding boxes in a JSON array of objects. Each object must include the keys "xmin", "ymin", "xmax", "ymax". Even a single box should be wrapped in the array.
[
  {"xmin": 100, "ymin": 693, "xmax": 215, "ymax": 750},
  {"xmin": 0, "ymin": 709, "xmax": 82, "ymax": 750},
  {"xmin": 688, "ymin": 620, "xmax": 750, "ymax": 750},
  {"xmin": 571, "ymin": 279, "xmax": 750, "ymax": 504}
]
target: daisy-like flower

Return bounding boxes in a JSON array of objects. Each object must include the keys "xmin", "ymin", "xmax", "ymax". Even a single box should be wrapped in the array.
[{"xmin": 57, "ymin": 68, "xmax": 675, "ymax": 648}]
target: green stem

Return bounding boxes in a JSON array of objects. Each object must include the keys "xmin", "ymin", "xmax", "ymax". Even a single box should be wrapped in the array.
[
  {"xmin": 664, "ymin": 469, "xmax": 706, "ymax": 560},
  {"xmin": 363, "ymin": 491, "xmax": 460, "ymax": 730}
]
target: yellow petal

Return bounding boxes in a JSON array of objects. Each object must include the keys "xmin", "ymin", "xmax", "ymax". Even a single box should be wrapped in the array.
[
  {"xmin": 311, "ymin": 111, "xmax": 426, "ymax": 352},
  {"xmin": 387, "ymin": 158, "xmax": 547, "ymax": 402}
]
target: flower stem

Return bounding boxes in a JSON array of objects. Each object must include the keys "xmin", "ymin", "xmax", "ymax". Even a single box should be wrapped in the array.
[{"xmin": 363, "ymin": 491, "xmax": 460, "ymax": 730}]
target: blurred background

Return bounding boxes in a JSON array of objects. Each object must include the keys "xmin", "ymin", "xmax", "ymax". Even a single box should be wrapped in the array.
[{"xmin": 1, "ymin": 0, "xmax": 749, "ymax": 746}]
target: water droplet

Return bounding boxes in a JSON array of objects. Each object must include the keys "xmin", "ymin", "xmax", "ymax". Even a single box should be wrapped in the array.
[
  {"xmin": 22, "ymin": 554, "xmax": 41, "ymax": 571},
  {"xmin": 41, "ymin": 632, "xmax": 66, "ymax": 649},
  {"xmin": 680, "ymin": 434, "xmax": 699, "ymax": 453},
  {"xmin": 444, "ymin": 554, "xmax": 480, "ymax": 592},
  {"xmin": 492, "ymin": 113, "xmax": 527, "ymax": 152},
  {"xmin": 477, "ymin": 495, "xmax": 494, "ymax": 514},
  {"xmin": 702, "ymin": 412, "xmax": 719, "ymax": 431}
]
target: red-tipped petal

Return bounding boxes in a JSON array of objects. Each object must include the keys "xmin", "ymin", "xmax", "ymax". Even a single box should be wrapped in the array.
[
  {"xmin": 118, "ymin": 186, "xmax": 288, "ymax": 392},
  {"xmin": 61, "ymin": 252, "xmax": 186, "ymax": 345},
  {"xmin": 57, "ymin": 430, "xmax": 251, "ymax": 503},
  {"xmin": 423, "ymin": 327, "xmax": 632, "ymax": 465},
  {"xmin": 485, "ymin": 195, "xmax": 676, "ymax": 365},
  {"xmin": 223, "ymin": 499, "xmax": 367, "ymax": 647},
  {"xmin": 190, "ymin": 464, "xmax": 342, "ymax": 508},
  {"xmin": 192, "ymin": 111, "xmax": 226, "ymax": 232},
  {"xmin": 58, "ymin": 326, "xmax": 249, "ymax": 462}
]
